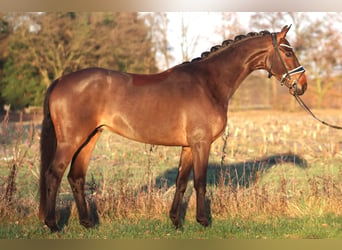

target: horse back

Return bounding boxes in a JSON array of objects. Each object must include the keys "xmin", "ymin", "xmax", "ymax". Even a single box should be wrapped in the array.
[{"xmin": 47, "ymin": 67, "xmax": 226, "ymax": 146}]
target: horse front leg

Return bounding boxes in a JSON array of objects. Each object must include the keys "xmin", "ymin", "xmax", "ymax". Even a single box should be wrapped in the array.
[
  {"xmin": 191, "ymin": 140, "xmax": 211, "ymax": 227},
  {"xmin": 169, "ymin": 146, "xmax": 193, "ymax": 228}
]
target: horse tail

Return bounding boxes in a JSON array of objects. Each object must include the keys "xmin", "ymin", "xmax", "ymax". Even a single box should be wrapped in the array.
[{"xmin": 39, "ymin": 80, "xmax": 58, "ymax": 221}]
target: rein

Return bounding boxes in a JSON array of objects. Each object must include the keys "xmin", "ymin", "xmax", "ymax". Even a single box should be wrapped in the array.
[
  {"xmin": 294, "ymin": 94, "xmax": 342, "ymax": 130},
  {"xmin": 269, "ymin": 32, "xmax": 342, "ymax": 130}
]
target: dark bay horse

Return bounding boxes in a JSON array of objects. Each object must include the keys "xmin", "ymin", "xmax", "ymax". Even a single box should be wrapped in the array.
[{"xmin": 39, "ymin": 25, "xmax": 307, "ymax": 232}]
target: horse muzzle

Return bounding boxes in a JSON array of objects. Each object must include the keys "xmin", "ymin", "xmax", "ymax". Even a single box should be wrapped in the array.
[
  {"xmin": 289, "ymin": 81, "xmax": 307, "ymax": 96},
  {"xmin": 282, "ymin": 66, "xmax": 307, "ymax": 96}
]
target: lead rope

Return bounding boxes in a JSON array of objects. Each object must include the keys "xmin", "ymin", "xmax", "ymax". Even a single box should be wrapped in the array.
[{"xmin": 294, "ymin": 94, "xmax": 342, "ymax": 130}]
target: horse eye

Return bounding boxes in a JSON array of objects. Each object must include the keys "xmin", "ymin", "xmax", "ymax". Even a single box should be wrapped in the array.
[{"xmin": 285, "ymin": 51, "xmax": 293, "ymax": 57}]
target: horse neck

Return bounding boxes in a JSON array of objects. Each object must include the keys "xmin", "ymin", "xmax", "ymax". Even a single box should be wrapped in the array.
[{"xmin": 199, "ymin": 35, "xmax": 271, "ymax": 109}]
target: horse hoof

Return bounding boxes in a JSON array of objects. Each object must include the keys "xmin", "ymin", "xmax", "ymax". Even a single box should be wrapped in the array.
[
  {"xmin": 80, "ymin": 219, "xmax": 94, "ymax": 229},
  {"xmin": 45, "ymin": 220, "xmax": 60, "ymax": 233},
  {"xmin": 172, "ymin": 220, "xmax": 182, "ymax": 229},
  {"xmin": 169, "ymin": 214, "xmax": 182, "ymax": 229},
  {"xmin": 197, "ymin": 217, "xmax": 209, "ymax": 227}
]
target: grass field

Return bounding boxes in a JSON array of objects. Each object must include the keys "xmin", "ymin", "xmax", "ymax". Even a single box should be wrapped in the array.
[{"xmin": 1, "ymin": 109, "xmax": 342, "ymax": 239}]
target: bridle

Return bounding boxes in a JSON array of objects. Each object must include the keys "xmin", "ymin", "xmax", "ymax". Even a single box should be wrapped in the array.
[
  {"xmin": 268, "ymin": 32, "xmax": 342, "ymax": 130},
  {"xmin": 268, "ymin": 32, "xmax": 305, "ymax": 94}
]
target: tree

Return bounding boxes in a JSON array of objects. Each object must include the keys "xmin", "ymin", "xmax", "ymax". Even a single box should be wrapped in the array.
[
  {"xmin": 0, "ymin": 13, "xmax": 12, "ymax": 111},
  {"xmin": 295, "ymin": 14, "xmax": 342, "ymax": 108},
  {"xmin": 108, "ymin": 12, "xmax": 158, "ymax": 74},
  {"xmin": 250, "ymin": 12, "xmax": 292, "ymax": 31},
  {"xmin": 143, "ymin": 12, "xmax": 174, "ymax": 70},
  {"xmin": 179, "ymin": 13, "xmax": 200, "ymax": 62},
  {"xmin": 1, "ymin": 12, "xmax": 158, "ymax": 109},
  {"xmin": 2, "ymin": 55, "xmax": 44, "ymax": 109},
  {"xmin": 218, "ymin": 12, "xmax": 245, "ymax": 40}
]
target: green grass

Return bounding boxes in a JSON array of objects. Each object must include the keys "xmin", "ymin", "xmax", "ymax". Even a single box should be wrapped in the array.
[
  {"xmin": 1, "ymin": 109, "xmax": 342, "ymax": 238},
  {"xmin": 2, "ymin": 214, "xmax": 342, "ymax": 239}
]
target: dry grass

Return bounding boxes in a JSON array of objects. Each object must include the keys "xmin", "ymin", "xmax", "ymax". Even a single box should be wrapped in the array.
[
  {"xmin": 207, "ymin": 109, "xmax": 342, "ymax": 220},
  {"xmin": 1, "ymin": 109, "xmax": 342, "ymax": 227}
]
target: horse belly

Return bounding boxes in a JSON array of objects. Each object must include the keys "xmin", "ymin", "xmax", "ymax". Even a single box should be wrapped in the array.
[{"xmin": 104, "ymin": 110, "xmax": 188, "ymax": 146}]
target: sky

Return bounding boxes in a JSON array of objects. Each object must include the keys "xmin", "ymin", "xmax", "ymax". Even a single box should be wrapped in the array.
[
  {"xmin": 163, "ymin": 12, "xmax": 265, "ymax": 67},
  {"xmin": 165, "ymin": 12, "xmax": 249, "ymax": 67},
  {"xmin": 161, "ymin": 12, "xmax": 324, "ymax": 69}
]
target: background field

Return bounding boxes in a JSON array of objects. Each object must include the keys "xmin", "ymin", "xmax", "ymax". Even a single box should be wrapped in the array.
[{"xmin": 1, "ymin": 109, "xmax": 342, "ymax": 239}]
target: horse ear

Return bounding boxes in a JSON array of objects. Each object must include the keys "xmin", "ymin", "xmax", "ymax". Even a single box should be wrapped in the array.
[{"xmin": 280, "ymin": 24, "xmax": 292, "ymax": 38}]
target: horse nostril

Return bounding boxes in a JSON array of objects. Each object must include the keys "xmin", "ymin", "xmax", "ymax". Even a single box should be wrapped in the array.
[{"xmin": 296, "ymin": 82, "xmax": 307, "ymax": 95}]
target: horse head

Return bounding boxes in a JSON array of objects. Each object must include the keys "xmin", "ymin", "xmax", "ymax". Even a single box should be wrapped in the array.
[{"xmin": 267, "ymin": 25, "xmax": 307, "ymax": 96}]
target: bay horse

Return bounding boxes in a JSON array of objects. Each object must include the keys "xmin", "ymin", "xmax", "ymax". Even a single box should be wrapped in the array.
[{"xmin": 39, "ymin": 25, "xmax": 307, "ymax": 232}]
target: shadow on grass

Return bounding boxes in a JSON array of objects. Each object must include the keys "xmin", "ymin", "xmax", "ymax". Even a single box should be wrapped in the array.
[
  {"xmin": 56, "ymin": 199, "xmax": 100, "ymax": 231},
  {"xmin": 148, "ymin": 153, "xmax": 307, "ymax": 226},
  {"xmin": 54, "ymin": 153, "xmax": 307, "ymax": 230},
  {"xmin": 154, "ymin": 153, "xmax": 308, "ymax": 189}
]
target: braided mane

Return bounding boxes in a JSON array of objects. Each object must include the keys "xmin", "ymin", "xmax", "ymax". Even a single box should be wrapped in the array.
[{"xmin": 183, "ymin": 30, "xmax": 271, "ymax": 64}]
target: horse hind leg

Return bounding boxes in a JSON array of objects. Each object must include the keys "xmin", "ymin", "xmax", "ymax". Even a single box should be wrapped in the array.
[
  {"xmin": 44, "ymin": 144, "xmax": 75, "ymax": 232},
  {"xmin": 68, "ymin": 130, "xmax": 101, "ymax": 229}
]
